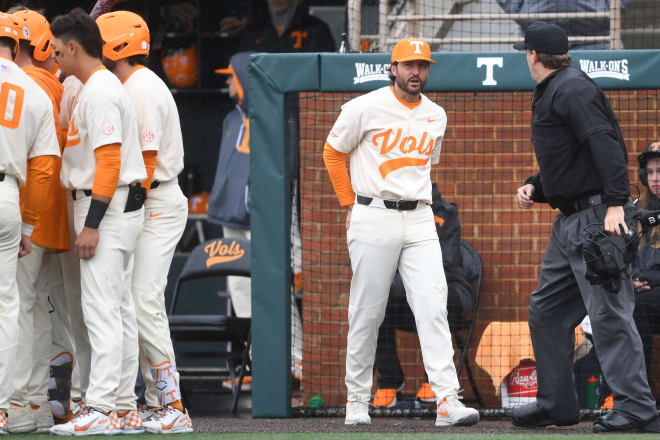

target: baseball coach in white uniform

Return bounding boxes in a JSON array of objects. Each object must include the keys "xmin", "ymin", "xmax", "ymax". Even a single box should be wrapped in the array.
[{"xmin": 323, "ymin": 37, "xmax": 479, "ymax": 427}]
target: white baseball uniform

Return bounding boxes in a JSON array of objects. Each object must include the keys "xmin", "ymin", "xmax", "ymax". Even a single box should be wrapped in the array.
[
  {"xmin": 326, "ymin": 85, "xmax": 459, "ymax": 403},
  {"xmin": 49, "ymin": 74, "xmax": 90, "ymax": 406},
  {"xmin": 0, "ymin": 56, "xmax": 60, "ymax": 412},
  {"xmin": 61, "ymin": 66, "xmax": 146, "ymax": 413},
  {"xmin": 121, "ymin": 66, "xmax": 187, "ymax": 409}
]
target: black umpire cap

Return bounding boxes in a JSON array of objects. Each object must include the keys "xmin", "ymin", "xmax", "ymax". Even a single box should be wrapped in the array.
[{"xmin": 513, "ymin": 21, "xmax": 569, "ymax": 54}]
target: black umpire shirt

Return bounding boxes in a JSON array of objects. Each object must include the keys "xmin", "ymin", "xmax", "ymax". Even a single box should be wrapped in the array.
[{"xmin": 524, "ymin": 66, "xmax": 630, "ymax": 209}]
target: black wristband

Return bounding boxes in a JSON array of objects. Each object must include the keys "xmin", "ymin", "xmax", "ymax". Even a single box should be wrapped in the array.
[{"xmin": 84, "ymin": 198, "xmax": 109, "ymax": 229}]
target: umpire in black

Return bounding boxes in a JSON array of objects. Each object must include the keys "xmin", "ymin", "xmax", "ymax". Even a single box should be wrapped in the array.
[{"xmin": 513, "ymin": 22, "xmax": 658, "ymax": 433}]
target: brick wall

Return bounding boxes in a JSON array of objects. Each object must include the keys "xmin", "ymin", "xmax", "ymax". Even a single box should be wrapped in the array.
[{"xmin": 298, "ymin": 89, "xmax": 660, "ymax": 408}]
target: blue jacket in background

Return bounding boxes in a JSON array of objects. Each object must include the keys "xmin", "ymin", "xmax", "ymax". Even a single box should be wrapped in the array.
[{"xmin": 208, "ymin": 52, "xmax": 253, "ymax": 229}]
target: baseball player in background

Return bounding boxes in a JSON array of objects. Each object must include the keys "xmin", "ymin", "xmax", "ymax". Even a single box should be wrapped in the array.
[
  {"xmin": 5, "ymin": 8, "xmax": 67, "ymax": 434},
  {"xmin": 49, "ymin": 8, "xmax": 146, "ymax": 436},
  {"xmin": 323, "ymin": 37, "xmax": 479, "ymax": 427},
  {"xmin": 96, "ymin": 11, "xmax": 192, "ymax": 434},
  {"xmin": 0, "ymin": 12, "xmax": 60, "ymax": 435}
]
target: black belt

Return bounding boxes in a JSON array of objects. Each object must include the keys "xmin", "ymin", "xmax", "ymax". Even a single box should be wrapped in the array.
[
  {"xmin": 71, "ymin": 189, "xmax": 92, "ymax": 200},
  {"xmin": 356, "ymin": 195, "xmax": 419, "ymax": 211},
  {"xmin": 557, "ymin": 194, "xmax": 602, "ymax": 217},
  {"xmin": 0, "ymin": 173, "xmax": 4, "ymax": 182},
  {"xmin": 150, "ymin": 181, "xmax": 160, "ymax": 189}
]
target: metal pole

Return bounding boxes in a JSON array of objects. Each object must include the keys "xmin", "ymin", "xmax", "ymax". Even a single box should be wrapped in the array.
[{"xmin": 348, "ymin": 0, "xmax": 361, "ymax": 52}]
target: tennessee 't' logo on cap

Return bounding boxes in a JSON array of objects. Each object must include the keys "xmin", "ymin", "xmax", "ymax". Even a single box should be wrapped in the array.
[{"xmin": 391, "ymin": 38, "xmax": 436, "ymax": 64}]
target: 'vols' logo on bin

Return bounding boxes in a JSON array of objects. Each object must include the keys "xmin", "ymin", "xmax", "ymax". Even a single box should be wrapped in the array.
[{"xmin": 204, "ymin": 240, "xmax": 245, "ymax": 267}]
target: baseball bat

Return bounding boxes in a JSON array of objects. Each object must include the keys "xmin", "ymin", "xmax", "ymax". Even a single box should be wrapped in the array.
[{"xmin": 90, "ymin": 0, "xmax": 114, "ymax": 19}]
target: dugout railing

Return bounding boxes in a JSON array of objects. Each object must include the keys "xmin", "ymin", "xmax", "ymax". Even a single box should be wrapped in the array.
[{"xmin": 248, "ymin": 50, "xmax": 660, "ymax": 417}]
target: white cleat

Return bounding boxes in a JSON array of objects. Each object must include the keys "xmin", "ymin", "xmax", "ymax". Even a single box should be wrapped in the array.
[
  {"xmin": 435, "ymin": 395, "xmax": 480, "ymax": 427},
  {"xmin": 7, "ymin": 404, "xmax": 37, "ymax": 433},
  {"xmin": 49, "ymin": 407, "xmax": 122, "ymax": 436},
  {"xmin": 142, "ymin": 406, "xmax": 193, "ymax": 434},
  {"xmin": 344, "ymin": 400, "xmax": 371, "ymax": 425}
]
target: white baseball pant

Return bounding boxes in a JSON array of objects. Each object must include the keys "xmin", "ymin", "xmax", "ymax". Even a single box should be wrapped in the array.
[
  {"xmin": 74, "ymin": 187, "xmax": 143, "ymax": 412},
  {"xmin": 344, "ymin": 203, "xmax": 459, "ymax": 403},
  {"xmin": 48, "ymin": 192, "xmax": 91, "ymax": 401},
  {"xmin": 0, "ymin": 176, "xmax": 21, "ymax": 412},
  {"xmin": 131, "ymin": 180, "xmax": 187, "ymax": 408},
  {"xmin": 11, "ymin": 243, "xmax": 50, "ymax": 407}
]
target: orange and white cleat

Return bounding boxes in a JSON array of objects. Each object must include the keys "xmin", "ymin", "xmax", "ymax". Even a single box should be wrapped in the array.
[
  {"xmin": 49, "ymin": 407, "xmax": 122, "ymax": 436},
  {"xmin": 0, "ymin": 411, "xmax": 8, "ymax": 435},
  {"xmin": 435, "ymin": 395, "xmax": 479, "ymax": 427},
  {"xmin": 373, "ymin": 388, "xmax": 398, "ymax": 408},
  {"xmin": 120, "ymin": 409, "xmax": 144, "ymax": 434},
  {"xmin": 416, "ymin": 382, "xmax": 436, "ymax": 403},
  {"xmin": 142, "ymin": 406, "xmax": 193, "ymax": 434}
]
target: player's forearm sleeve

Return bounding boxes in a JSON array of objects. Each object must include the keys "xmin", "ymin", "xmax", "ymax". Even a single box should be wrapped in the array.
[
  {"xmin": 323, "ymin": 142, "xmax": 355, "ymax": 206},
  {"xmin": 141, "ymin": 150, "xmax": 158, "ymax": 194},
  {"xmin": 92, "ymin": 143, "xmax": 121, "ymax": 199},
  {"xmin": 22, "ymin": 155, "xmax": 56, "ymax": 227}
]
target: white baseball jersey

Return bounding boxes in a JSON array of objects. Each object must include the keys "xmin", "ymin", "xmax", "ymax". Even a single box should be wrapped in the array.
[
  {"xmin": 0, "ymin": 57, "xmax": 60, "ymax": 186},
  {"xmin": 59, "ymin": 75, "xmax": 83, "ymax": 131},
  {"xmin": 61, "ymin": 67, "xmax": 146, "ymax": 190},
  {"xmin": 123, "ymin": 66, "xmax": 184, "ymax": 182},
  {"xmin": 327, "ymin": 86, "xmax": 446, "ymax": 204}
]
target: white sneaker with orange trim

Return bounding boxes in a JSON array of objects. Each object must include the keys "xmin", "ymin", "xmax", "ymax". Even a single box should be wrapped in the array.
[
  {"xmin": 0, "ymin": 411, "xmax": 7, "ymax": 435},
  {"xmin": 344, "ymin": 400, "xmax": 371, "ymax": 425},
  {"xmin": 49, "ymin": 407, "xmax": 122, "ymax": 436},
  {"xmin": 435, "ymin": 395, "xmax": 479, "ymax": 427},
  {"xmin": 142, "ymin": 406, "xmax": 193, "ymax": 434},
  {"xmin": 120, "ymin": 410, "xmax": 144, "ymax": 434}
]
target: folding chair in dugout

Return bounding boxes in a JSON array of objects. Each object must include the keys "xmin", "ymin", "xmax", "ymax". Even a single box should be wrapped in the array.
[
  {"xmin": 168, "ymin": 237, "xmax": 251, "ymax": 413},
  {"xmin": 450, "ymin": 239, "xmax": 485, "ymax": 407}
]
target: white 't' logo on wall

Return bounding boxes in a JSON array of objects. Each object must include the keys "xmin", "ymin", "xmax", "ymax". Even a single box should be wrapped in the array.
[
  {"xmin": 477, "ymin": 57, "xmax": 503, "ymax": 86},
  {"xmin": 409, "ymin": 41, "xmax": 424, "ymax": 54}
]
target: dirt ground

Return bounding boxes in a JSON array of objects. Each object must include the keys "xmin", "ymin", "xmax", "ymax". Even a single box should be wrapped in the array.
[{"xmin": 190, "ymin": 417, "xmax": 596, "ymax": 434}]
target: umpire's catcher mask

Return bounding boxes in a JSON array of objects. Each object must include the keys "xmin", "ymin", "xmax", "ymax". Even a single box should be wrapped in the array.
[{"xmin": 581, "ymin": 223, "xmax": 638, "ymax": 294}]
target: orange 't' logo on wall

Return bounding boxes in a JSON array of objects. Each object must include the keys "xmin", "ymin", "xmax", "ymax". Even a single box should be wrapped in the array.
[
  {"xmin": 205, "ymin": 240, "xmax": 245, "ymax": 267},
  {"xmin": 371, "ymin": 128, "xmax": 435, "ymax": 179}
]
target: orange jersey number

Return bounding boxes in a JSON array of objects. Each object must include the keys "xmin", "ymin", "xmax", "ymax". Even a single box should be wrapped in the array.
[{"xmin": 0, "ymin": 82, "xmax": 25, "ymax": 129}]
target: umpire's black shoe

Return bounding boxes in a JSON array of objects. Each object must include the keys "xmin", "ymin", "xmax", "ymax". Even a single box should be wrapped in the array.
[
  {"xmin": 511, "ymin": 402, "xmax": 579, "ymax": 428},
  {"xmin": 593, "ymin": 411, "xmax": 660, "ymax": 433}
]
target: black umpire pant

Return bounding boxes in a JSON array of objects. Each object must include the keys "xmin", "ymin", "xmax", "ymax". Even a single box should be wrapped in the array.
[{"xmin": 529, "ymin": 202, "xmax": 656, "ymax": 423}]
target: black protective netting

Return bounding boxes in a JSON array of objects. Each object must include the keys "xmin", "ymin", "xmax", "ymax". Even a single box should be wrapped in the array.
[{"xmin": 291, "ymin": 88, "xmax": 660, "ymax": 412}]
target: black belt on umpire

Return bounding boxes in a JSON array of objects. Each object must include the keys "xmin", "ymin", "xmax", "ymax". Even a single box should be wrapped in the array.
[
  {"xmin": 556, "ymin": 193, "xmax": 602, "ymax": 217},
  {"xmin": 356, "ymin": 194, "xmax": 421, "ymax": 211},
  {"xmin": 71, "ymin": 181, "xmax": 161, "ymax": 201}
]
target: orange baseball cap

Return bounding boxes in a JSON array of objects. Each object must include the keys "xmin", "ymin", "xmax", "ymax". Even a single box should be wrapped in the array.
[{"xmin": 391, "ymin": 38, "xmax": 436, "ymax": 64}]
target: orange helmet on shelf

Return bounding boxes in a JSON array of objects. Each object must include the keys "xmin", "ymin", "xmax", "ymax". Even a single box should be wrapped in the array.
[
  {"xmin": 0, "ymin": 14, "xmax": 21, "ymax": 59},
  {"xmin": 188, "ymin": 192, "xmax": 209, "ymax": 215},
  {"xmin": 96, "ymin": 10, "xmax": 149, "ymax": 61},
  {"xmin": 11, "ymin": 10, "xmax": 52, "ymax": 61}
]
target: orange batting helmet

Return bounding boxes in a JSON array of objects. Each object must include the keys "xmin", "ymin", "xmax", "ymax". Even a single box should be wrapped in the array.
[
  {"xmin": 11, "ymin": 10, "xmax": 53, "ymax": 62},
  {"xmin": 96, "ymin": 11, "xmax": 150, "ymax": 62},
  {"xmin": 0, "ymin": 14, "xmax": 21, "ymax": 59}
]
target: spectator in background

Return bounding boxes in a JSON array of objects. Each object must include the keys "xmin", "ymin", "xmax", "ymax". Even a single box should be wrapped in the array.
[
  {"xmin": 497, "ymin": 0, "xmax": 628, "ymax": 49},
  {"xmin": 633, "ymin": 142, "xmax": 660, "ymax": 377},
  {"xmin": 208, "ymin": 52, "xmax": 304, "ymax": 389},
  {"xmin": 239, "ymin": 0, "xmax": 336, "ymax": 53},
  {"xmin": 373, "ymin": 185, "xmax": 474, "ymax": 408}
]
